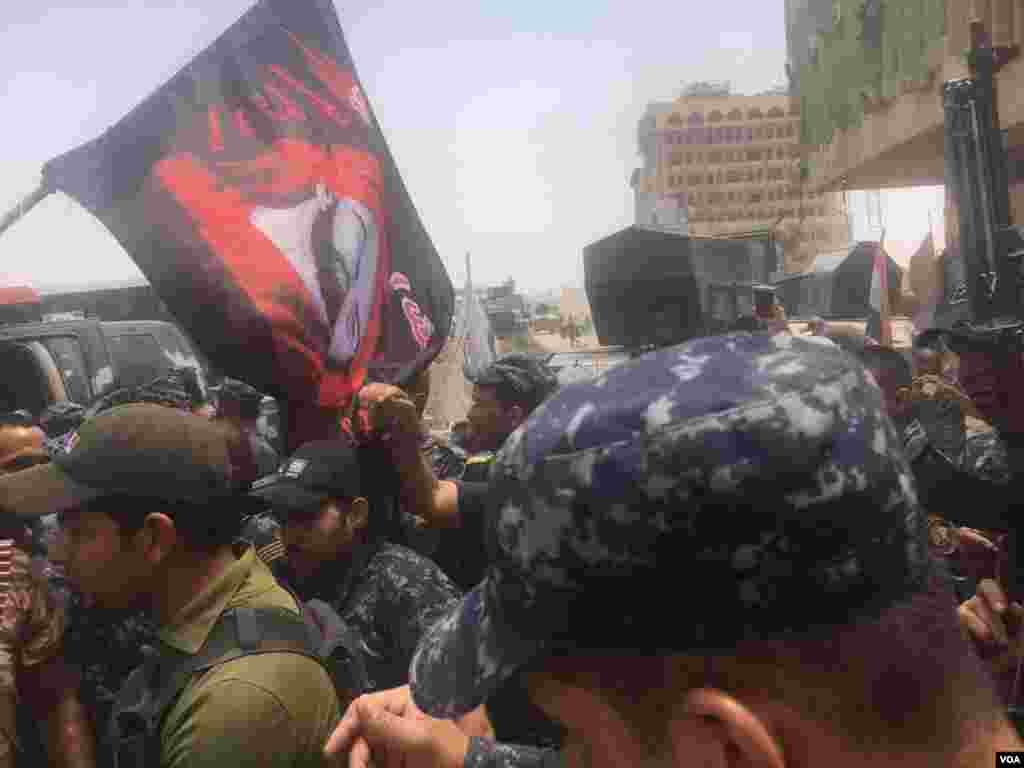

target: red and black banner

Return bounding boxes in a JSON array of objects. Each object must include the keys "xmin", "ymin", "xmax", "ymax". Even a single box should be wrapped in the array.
[{"xmin": 43, "ymin": 0, "xmax": 452, "ymax": 439}]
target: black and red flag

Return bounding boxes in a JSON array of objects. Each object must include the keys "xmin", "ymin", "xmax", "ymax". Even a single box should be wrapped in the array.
[{"xmin": 42, "ymin": 0, "xmax": 452, "ymax": 446}]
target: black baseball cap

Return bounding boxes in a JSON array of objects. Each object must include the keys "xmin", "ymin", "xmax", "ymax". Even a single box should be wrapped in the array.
[
  {"xmin": 474, "ymin": 354, "xmax": 558, "ymax": 408},
  {"xmin": 249, "ymin": 440, "xmax": 362, "ymax": 514}
]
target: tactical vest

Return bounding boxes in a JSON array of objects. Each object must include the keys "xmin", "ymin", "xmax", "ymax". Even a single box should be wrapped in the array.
[{"xmin": 107, "ymin": 601, "xmax": 368, "ymax": 768}]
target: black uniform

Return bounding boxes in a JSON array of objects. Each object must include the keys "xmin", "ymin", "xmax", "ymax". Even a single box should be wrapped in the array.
[{"xmin": 428, "ymin": 480, "xmax": 492, "ymax": 593}]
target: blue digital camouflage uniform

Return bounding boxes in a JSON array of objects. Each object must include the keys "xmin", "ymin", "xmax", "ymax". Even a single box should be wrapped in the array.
[
  {"xmin": 960, "ymin": 429, "xmax": 1023, "ymax": 484},
  {"xmin": 281, "ymin": 540, "xmax": 462, "ymax": 694},
  {"xmin": 904, "ymin": 375, "xmax": 967, "ymax": 467},
  {"xmin": 26, "ymin": 530, "xmax": 158, "ymax": 768},
  {"xmin": 903, "ymin": 399, "xmax": 1021, "ymax": 588},
  {"xmin": 462, "ymin": 739, "xmax": 561, "ymax": 768},
  {"xmin": 27, "ymin": 510, "xmax": 157, "ymax": 768},
  {"xmin": 44, "ymin": 512, "xmax": 159, "ymax": 768},
  {"xmin": 957, "ymin": 428, "xmax": 1023, "ymax": 549},
  {"xmin": 405, "ymin": 332, "xmax": 932, "ymax": 729}
]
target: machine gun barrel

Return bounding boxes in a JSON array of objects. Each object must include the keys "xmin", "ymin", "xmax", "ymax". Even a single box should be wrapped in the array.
[
  {"xmin": 930, "ymin": 28, "xmax": 1024, "ymax": 599},
  {"xmin": 944, "ymin": 84, "xmax": 1000, "ymax": 322},
  {"xmin": 942, "ymin": 25, "xmax": 1024, "ymax": 337}
]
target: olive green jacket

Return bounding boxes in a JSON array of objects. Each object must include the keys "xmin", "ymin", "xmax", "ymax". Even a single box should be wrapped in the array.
[{"xmin": 158, "ymin": 546, "xmax": 340, "ymax": 767}]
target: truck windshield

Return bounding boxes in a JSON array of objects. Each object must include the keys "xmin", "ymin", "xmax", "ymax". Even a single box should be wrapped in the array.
[
  {"xmin": 106, "ymin": 333, "xmax": 168, "ymax": 389},
  {"xmin": 43, "ymin": 337, "xmax": 91, "ymax": 404}
]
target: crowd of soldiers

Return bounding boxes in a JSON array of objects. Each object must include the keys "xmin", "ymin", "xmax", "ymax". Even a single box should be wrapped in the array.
[{"xmin": 0, "ymin": 314, "xmax": 1022, "ymax": 767}]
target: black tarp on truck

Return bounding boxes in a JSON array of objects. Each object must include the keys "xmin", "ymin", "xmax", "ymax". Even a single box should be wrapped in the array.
[{"xmin": 583, "ymin": 226, "xmax": 779, "ymax": 348}]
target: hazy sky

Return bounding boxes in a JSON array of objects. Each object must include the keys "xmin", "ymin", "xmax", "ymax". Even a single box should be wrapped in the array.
[{"xmin": 0, "ymin": 1, "xmax": 940, "ymax": 294}]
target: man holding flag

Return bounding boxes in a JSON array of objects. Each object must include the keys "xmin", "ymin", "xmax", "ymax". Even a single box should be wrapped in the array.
[
  {"xmin": 38, "ymin": 0, "xmax": 453, "ymax": 452},
  {"xmin": 0, "ymin": 0, "xmax": 463, "ymax": 765}
]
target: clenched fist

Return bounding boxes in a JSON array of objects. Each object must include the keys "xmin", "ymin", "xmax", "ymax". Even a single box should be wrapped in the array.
[{"xmin": 356, "ymin": 384, "xmax": 422, "ymax": 453}]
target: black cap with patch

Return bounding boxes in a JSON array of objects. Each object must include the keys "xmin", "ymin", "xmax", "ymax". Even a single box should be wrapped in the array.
[
  {"xmin": 250, "ymin": 439, "xmax": 362, "ymax": 514},
  {"xmin": 473, "ymin": 354, "xmax": 558, "ymax": 410}
]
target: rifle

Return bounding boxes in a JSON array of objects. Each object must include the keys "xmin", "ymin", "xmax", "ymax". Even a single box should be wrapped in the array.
[
  {"xmin": 937, "ymin": 20, "xmax": 1024, "ymax": 618},
  {"xmin": 943, "ymin": 23, "xmax": 1024, "ymax": 343}
]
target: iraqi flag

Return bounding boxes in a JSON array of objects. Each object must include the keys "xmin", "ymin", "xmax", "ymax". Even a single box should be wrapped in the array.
[
  {"xmin": 42, "ymin": 0, "xmax": 453, "ymax": 447},
  {"xmin": 866, "ymin": 242, "xmax": 893, "ymax": 347},
  {"xmin": 909, "ymin": 233, "xmax": 940, "ymax": 337}
]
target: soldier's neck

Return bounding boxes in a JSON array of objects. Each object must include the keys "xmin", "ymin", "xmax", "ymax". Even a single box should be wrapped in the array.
[{"xmin": 151, "ymin": 546, "xmax": 238, "ymax": 626}]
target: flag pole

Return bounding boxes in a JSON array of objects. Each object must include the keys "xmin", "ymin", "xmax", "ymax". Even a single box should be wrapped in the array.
[
  {"xmin": 0, "ymin": 182, "xmax": 52, "ymax": 240},
  {"xmin": 880, "ymin": 227, "xmax": 891, "ymax": 347},
  {"xmin": 463, "ymin": 252, "xmax": 472, "ymax": 342}
]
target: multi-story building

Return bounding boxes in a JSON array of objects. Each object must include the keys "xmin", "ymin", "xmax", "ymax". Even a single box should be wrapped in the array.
[
  {"xmin": 632, "ymin": 82, "xmax": 848, "ymax": 272},
  {"xmin": 787, "ymin": 0, "xmax": 1024, "ymax": 264}
]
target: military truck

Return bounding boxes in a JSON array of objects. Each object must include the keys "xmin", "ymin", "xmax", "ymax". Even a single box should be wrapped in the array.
[
  {"xmin": 0, "ymin": 318, "xmax": 209, "ymax": 417},
  {"xmin": 583, "ymin": 226, "xmax": 781, "ymax": 348}
]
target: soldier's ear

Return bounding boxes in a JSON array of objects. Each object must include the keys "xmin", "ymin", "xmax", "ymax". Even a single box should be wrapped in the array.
[
  {"xmin": 346, "ymin": 497, "xmax": 369, "ymax": 534},
  {"xmin": 673, "ymin": 688, "xmax": 786, "ymax": 768},
  {"xmin": 507, "ymin": 404, "xmax": 526, "ymax": 427},
  {"xmin": 138, "ymin": 513, "xmax": 178, "ymax": 564}
]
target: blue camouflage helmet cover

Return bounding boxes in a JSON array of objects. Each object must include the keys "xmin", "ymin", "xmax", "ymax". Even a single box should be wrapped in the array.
[{"xmin": 410, "ymin": 332, "xmax": 933, "ymax": 718}]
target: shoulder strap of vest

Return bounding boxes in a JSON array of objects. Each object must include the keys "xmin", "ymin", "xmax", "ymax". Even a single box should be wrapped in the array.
[
  {"xmin": 109, "ymin": 606, "xmax": 320, "ymax": 768},
  {"xmin": 304, "ymin": 597, "xmax": 371, "ymax": 696}
]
